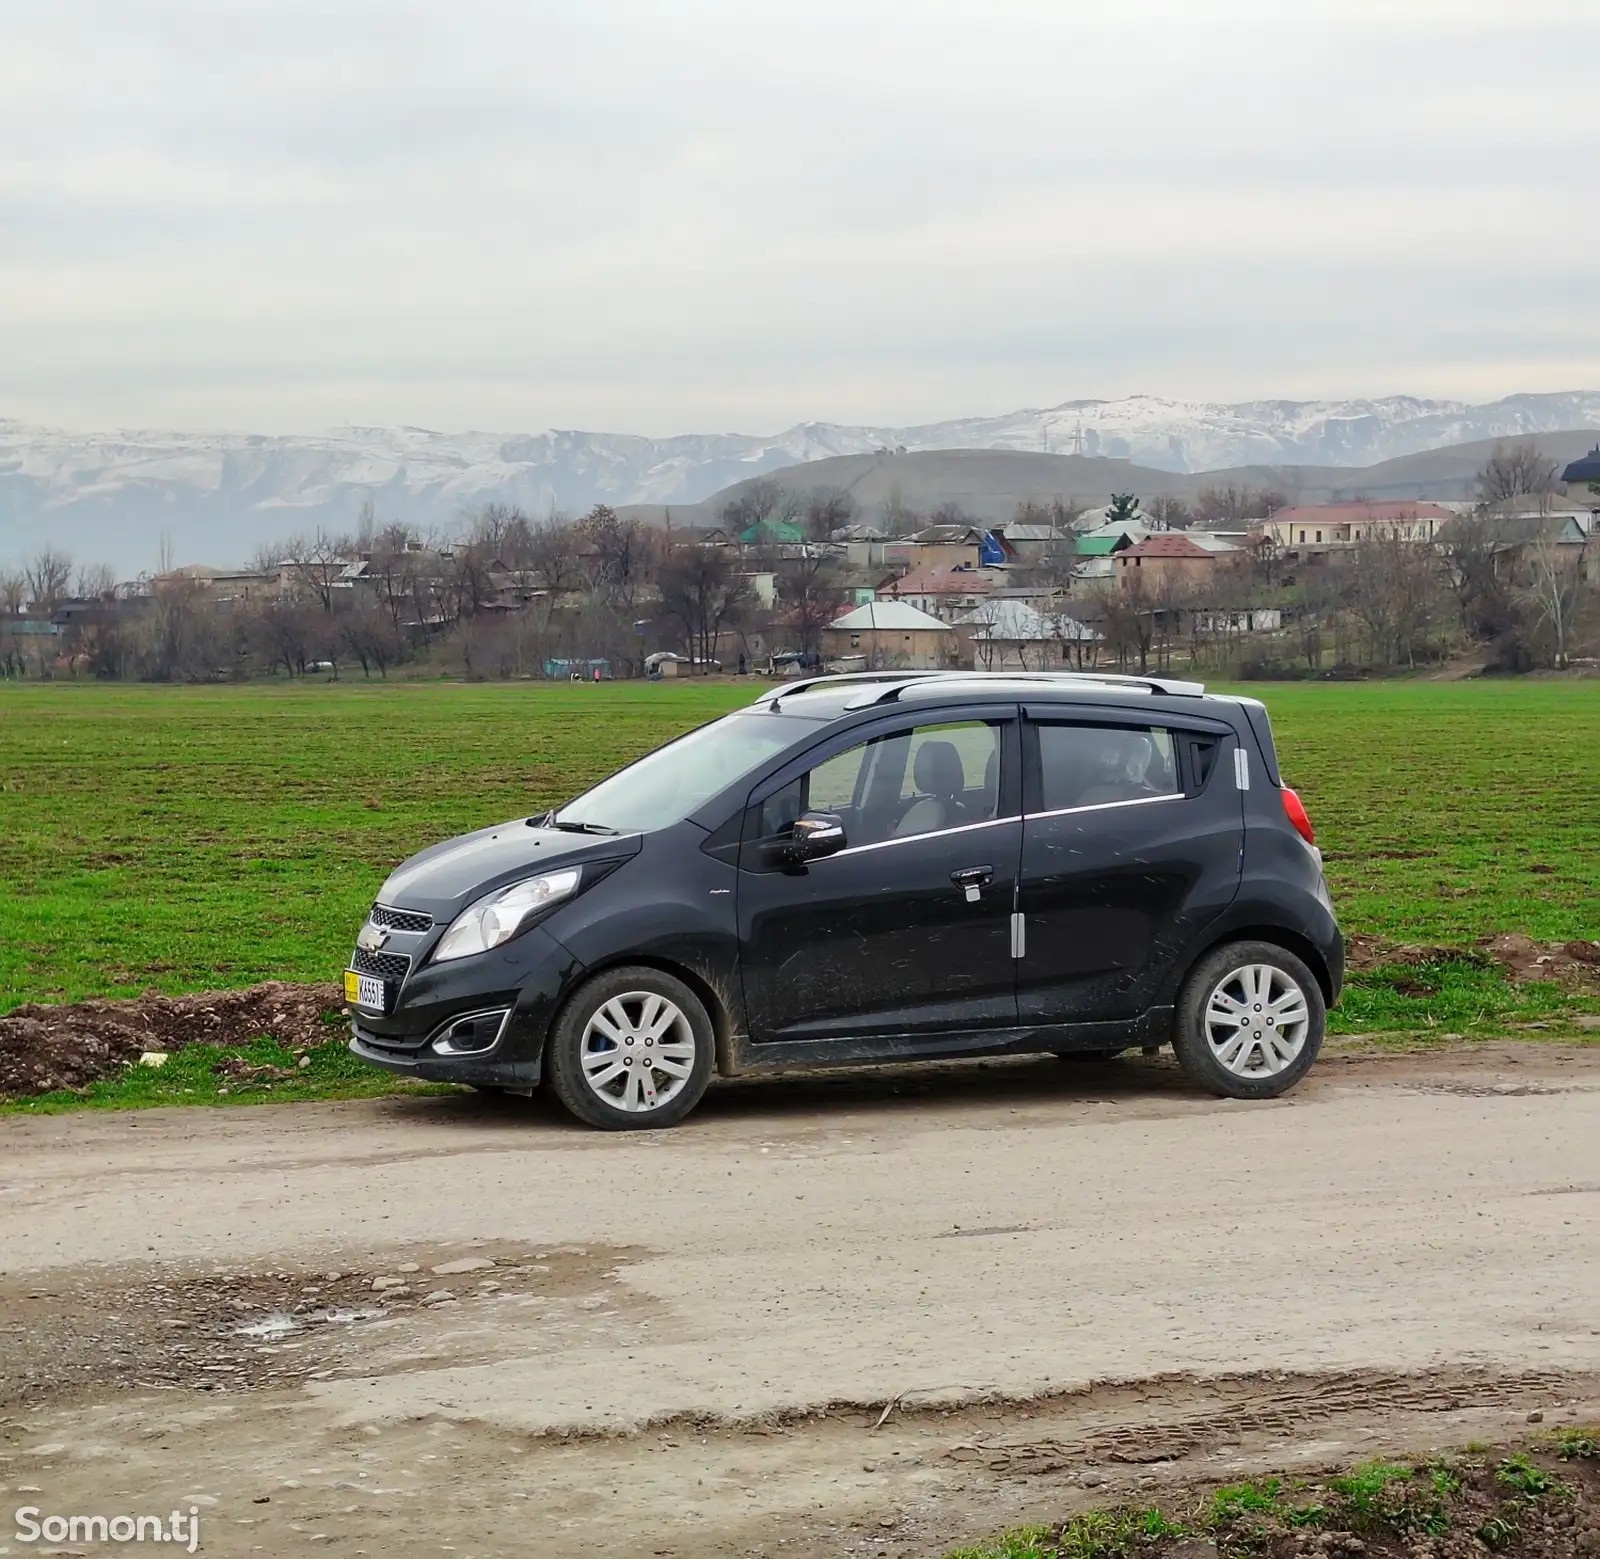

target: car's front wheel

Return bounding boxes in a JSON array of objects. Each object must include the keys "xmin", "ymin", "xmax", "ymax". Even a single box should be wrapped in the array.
[
  {"xmin": 1173, "ymin": 940, "xmax": 1325, "ymax": 1099},
  {"xmin": 545, "ymin": 966, "xmax": 714, "ymax": 1130}
]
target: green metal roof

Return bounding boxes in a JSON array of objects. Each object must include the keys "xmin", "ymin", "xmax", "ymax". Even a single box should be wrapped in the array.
[
  {"xmin": 739, "ymin": 519, "xmax": 805, "ymax": 545},
  {"xmin": 1073, "ymin": 535, "xmax": 1121, "ymax": 556}
]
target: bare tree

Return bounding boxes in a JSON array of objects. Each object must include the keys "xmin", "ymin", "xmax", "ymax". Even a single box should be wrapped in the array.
[
  {"xmin": 1476, "ymin": 440, "xmax": 1559, "ymax": 509},
  {"xmin": 340, "ymin": 599, "xmax": 405, "ymax": 678},
  {"xmin": 1090, "ymin": 581, "xmax": 1154, "ymax": 672},
  {"xmin": 1014, "ymin": 496, "xmax": 1083, "ymax": 530},
  {"xmin": 879, "ymin": 482, "xmax": 921, "ymax": 538},
  {"xmin": 1146, "ymin": 495, "xmax": 1190, "ymax": 530},
  {"xmin": 1193, "ymin": 485, "xmax": 1286, "ymax": 525},
  {"xmin": 0, "ymin": 570, "xmax": 27, "ymax": 678},
  {"xmin": 578, "ymin": 504, "xmax": 660, "ymax": 614},
  {"xmin": 1343, "ymin": 531, "xmax": 1441, "ymax": 668},
  {"xmin": 1518, "ymin": 537, "xmax": 1588, "ymax": 669},
  {"xmin": 773, "ymin": 552, "xmax": 848, "ymax": 655},
  {"xmin": 656, "ymin": 544, "xmax": 753, "ymax": 668},
  {"xmin": 525, "ymin": 517, "xmax": 584, "ymax": 604},
  {"xmin": 800, "ymin": 487, "xmax": 856, "ymax": 544},
  {"xmin": 364, "ymin": 523, "xmax": 425, "ymax": 631},
  {"xmin": 74, "ymin": 562, "xmax": 118, "ymax": 600},
  {"xmin": 721, "ymin": 478, "xmax": 790, "ymax": 536},
  {"xmin": 928, "ymin": 500, "xmax": 973, "ymax": 529},
  {"xmin": 249, "ymin": 597, "xmax": 318, "ymax": 677},
  {"xmin": 143, "ymin": 575, "xmax": 227, "ymax": 681},
  {"xmin": 1438, "ymin": 512, "xmax": 1513, "ymax": 640},
  {"xmin": 277, "ymin": 530, "xmax": 349, "ymax": 613},
  {"xmin": 25, "ymin": 546, "xmax": 73, "ymax": 612},
  {"xmin": 354, "ymin": 494, "xmax": 379, "ymax": 550}
]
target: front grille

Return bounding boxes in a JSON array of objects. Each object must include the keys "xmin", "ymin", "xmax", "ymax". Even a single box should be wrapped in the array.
[
  {"xmin": 351, "ymin": 947, "xmax": 412, "ymax": 983},
  {"xmin": 371, "ymin": 904, "xmax": 433, "ymax": 933}
]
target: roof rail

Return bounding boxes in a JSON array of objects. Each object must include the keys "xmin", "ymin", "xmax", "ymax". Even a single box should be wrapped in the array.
[
  {"xmin": 753, "ymin": 668, "xmax": 1206, "ymax": 711},
  {"xmin": 1015, "ymin": 670, "xmax": 1206, "ymax": 697},
  {"xmin": 842, "ymin": 670, "xmax": 1206, "ymax": 707},
  {"xmin": 749, "ymin": 670, "xmax": 951, "ymax": 707}
]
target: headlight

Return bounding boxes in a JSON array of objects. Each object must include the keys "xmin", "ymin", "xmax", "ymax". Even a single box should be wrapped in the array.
[{"xmin": 432, "ymin": 869, "xmax": 582, "ymax": 963}]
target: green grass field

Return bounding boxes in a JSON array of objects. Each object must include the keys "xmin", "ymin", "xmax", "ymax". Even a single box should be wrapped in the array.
[{"xmin": 1, "ymin": 679, "xmax": 1596, "ymax": 1027}]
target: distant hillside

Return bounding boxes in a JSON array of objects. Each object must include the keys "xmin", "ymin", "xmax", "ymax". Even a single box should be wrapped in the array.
[
  {"xmin": 5, "ymin": 394, "xmax": 1600, "ymax": 573},
  {"xmin": 627, "ymin": 429, "xmax": 1600, "ymax": 529}
]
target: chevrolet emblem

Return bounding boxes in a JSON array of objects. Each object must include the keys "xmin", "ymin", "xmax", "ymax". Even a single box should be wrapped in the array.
[{"xmin": 356, "ymin": 923, "xmax": 390, "ymax": 953}]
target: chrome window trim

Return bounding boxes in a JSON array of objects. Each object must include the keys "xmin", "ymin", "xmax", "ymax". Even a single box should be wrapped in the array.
[
  {"xmin": 1023, "ymin": 792, "xmax": 1184, "ymax": 825},
  {"xmin": 827, "ymin": 813, "xmax": 1020, "ymax": 860},
  {"xmin": 818, "ymin": 789, "xmax": 1187, "ymax": 859}
]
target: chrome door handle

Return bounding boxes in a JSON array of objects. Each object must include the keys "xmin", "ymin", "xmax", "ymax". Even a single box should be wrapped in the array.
[{"xmin": 951, "ymin": 865, "xmax": 994, "ymax": 902}]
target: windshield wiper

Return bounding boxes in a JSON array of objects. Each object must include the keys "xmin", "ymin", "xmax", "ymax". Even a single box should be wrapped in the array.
[{"xmin": 545, "ymin": 818, "xmax": 621, "ymax": 836}]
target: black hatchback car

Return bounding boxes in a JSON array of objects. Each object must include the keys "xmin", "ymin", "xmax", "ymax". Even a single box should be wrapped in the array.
[{"xmin": 347, "ymin": 671, "xmax": 1341, "ymax": 1129}]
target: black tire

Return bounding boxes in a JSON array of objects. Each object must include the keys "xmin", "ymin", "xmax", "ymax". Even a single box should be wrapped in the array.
[
  {"xmin": 544, "ymin": 966, "xmax": 715, "ymax": 1131},
  {"xmin": 1054, "ymin": 1048, "xmax": 1128, "ymax": 1063},
  {"xmin": 1173, "ymin": 939, "xmax": 1325, "ymax": 1100}
]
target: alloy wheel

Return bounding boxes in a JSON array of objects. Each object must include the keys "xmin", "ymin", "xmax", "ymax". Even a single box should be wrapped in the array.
[
  {"xmin": 1203, "ymin": 963, "xmax": 1311, "ymax": 1079},
  {"xmin": 579, "ymin": 991, "xmax": 698, "ymax": 1114}
]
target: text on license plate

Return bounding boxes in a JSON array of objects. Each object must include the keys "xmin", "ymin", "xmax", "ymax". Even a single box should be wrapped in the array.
[{"xmin": 344, "ymin": 970, "xmax": 387, "ymax": 1011}]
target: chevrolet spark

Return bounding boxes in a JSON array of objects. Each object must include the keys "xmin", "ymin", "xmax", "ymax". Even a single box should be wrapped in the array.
[{"xmin": 347, "ymin": 671, "xmax": 1341, "ymax": 1129}]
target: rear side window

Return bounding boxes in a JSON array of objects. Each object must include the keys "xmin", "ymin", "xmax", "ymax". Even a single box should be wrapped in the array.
[{"xmin": 1034, "ymin": 724, "xmax": 1179, "ymax": 812}]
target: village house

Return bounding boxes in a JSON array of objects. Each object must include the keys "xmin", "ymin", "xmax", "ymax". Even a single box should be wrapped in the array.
[
  {"xmin": 1190, "ymin": 606, "xmax": 1284, "ymax": 634},
  {"xmin": 1114, "ymin": 532, "xmax": 1244, "ymax": 593},
  {"xmin": 987, "ymin": 522, "xmax": 1070, "ymax": 564},
  {"xmin": 954, "ymin": 598, "xmax": 1101, "ymax": 671},
  {"xmin": 879, "ymin": 561, "xmax": 1008, "ymax": 621},
  {"xmin": 822, "ymin": 600, "xmax": 957, "ymax": 669},
  {"xmin": 1258, "ymin": 501, "xmax": 1453, "ymax": 558},
  {"xmin": 884, "ymin": 523, "xmax": 1009, "ymax": 574},
  {"xmin": 1561, "ymin": 446, "xmax": 1600, "ymax": 500}
]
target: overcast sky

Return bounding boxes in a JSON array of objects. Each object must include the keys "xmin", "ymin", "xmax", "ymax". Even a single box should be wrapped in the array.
[{"xmin": 2, "ymin": 0, "xmax": 1597, "ymax": 436}]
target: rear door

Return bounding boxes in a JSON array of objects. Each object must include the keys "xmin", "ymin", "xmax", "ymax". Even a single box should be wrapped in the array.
[
  {"xmin": 1016, "ymin": 705, "xmax": 1242, "ymax": 1025},
  {"xmin": 738, "ymin": 710, "xmax": 1023, "ymax": 1043}
]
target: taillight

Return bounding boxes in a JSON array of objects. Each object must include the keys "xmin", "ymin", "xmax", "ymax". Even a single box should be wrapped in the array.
[{"xmin": 1280, "ymin": 785, "xmax": 1315, "ymax": 845}]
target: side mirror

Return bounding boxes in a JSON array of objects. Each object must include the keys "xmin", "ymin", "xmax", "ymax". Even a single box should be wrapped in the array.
[{"xmin": 786, "ymin": 811, "xmax": 848, "ymax": 863}]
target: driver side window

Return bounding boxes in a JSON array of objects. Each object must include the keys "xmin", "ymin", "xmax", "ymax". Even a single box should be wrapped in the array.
[{"xmin": 754, "ymin": 719, "xmax": 1005, "ymax": 855}]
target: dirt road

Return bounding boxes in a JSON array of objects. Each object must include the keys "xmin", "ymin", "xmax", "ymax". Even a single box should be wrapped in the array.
[{"xmin": 2, "ymin": 1044, "xmax": 1597, "ymax": 1557}]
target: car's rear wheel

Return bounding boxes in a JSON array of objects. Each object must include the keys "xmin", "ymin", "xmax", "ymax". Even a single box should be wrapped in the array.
[
  {"xmin": 1173, "ymin": 940, "xmax": 1324, "ymax": 1099},
  {"xmin": 545, "ymin": 966, "xmax": 714, "ymax": 1130}
]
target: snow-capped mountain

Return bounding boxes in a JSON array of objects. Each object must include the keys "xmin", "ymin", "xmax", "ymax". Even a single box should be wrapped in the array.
[{"xmin": 4, "ymin": 391, "xmax": 1599, "ymax": 574}]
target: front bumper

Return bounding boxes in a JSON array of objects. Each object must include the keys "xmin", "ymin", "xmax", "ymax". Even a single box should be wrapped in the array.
[
  {"xmin": 347, "ymin": 923, "xmax": 583, "ymax": 1086},
  {"xmin": 351, "ymin": 1027, "xmax": 547, "ymax": 1089}
]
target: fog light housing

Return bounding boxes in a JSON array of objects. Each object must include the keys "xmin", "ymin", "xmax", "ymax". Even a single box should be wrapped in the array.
[{"xmin": 430, "ymin": 1009, "xmax": 512, "ymax": 1056}]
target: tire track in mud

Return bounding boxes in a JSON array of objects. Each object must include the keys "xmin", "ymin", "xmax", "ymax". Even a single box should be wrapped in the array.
[{"xmin": 936, "ymin": 1369, "xmax": 1580, "ymax": 1475}]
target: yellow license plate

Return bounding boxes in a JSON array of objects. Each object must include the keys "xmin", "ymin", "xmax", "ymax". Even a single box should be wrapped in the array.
[{"xmin": 344, "ymin": 970, "xmax": 388, "ymax": 1010}]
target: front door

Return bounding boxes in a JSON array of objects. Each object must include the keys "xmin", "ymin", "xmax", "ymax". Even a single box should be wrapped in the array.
[
  {"xmin": 738, "ymin": 713, "xmax": 1022, "ymax": 1043},
  {"xmin": 1016, "ymin": 708, "xmax": 1243, "ymax": 1025}
]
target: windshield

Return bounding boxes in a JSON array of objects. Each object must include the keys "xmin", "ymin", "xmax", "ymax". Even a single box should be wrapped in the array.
[{"xmin": 554, "ymin": 712, "xmax": 803, "ymax": 834}]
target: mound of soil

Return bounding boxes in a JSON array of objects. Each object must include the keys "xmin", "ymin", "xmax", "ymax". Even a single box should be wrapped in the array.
[
  {"xmin": 1346, "ymin": 934, "xmax": 1600, "ymax": 991},
  {"xmin": 4, "ymin": 929, "xmax": 1595, "ymax": 1101},
  {"xmin": 0, "ymin": 981, "xmax": 345, "ymax": 1097}
]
